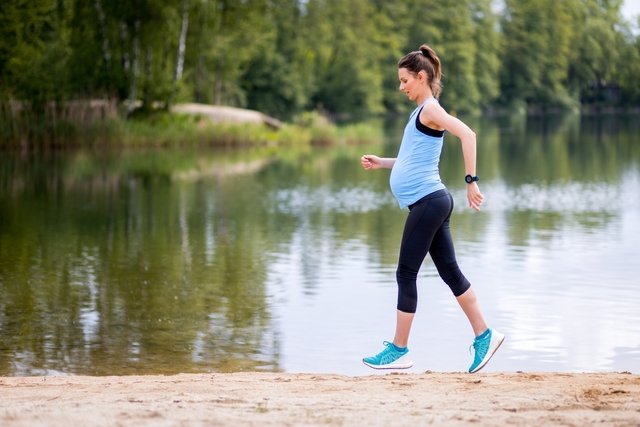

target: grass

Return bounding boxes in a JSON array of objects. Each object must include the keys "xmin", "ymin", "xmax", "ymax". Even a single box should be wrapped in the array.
[{"xmin": 0, "ymin": 105, "xmax": 383, "ymax": 149}]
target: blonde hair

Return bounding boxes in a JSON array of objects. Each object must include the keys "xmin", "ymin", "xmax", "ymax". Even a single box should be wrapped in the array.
[{"xmin": 397, "ymin": 44, "xmax": 443, "ymax": 98}]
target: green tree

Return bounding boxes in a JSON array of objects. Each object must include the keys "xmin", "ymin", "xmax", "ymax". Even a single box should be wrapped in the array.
[
  {"xmin": 240, "ymin": 0, "xmax": 312, "ymax": 119},
  {"xmin": 568, "ymin": 0, "xmax": 624, "ymax": 105},
  {"xmin": 500, "ymin": 0, "xmax": 581, "ymax": 110},
  {"xmin": 0, "ymin": 0, "xmax": 71, "ymax": 105},
  {"xmin": 404, "ymin": 0, "xmax": 498, "ymax": 113},
  {"xmin": 437, "ymin": 0, "xmax": 480, "ymax": 113},
  {"xmin": 66, "ymin": 0, "xmax": 188, "ymax": 109},
  {"xmin": 371, "ymin": 0, "xmax": 412, "ymax": 114},
  {"xmin": 66, "ymin": 0, "xmax": 111, "ymax": 98},
  {"xmin": 304, "ymin": 0, "xmax": 387, "ymax": 121},
  {"xmin": 3, "ymin": 0, "xmax": 640, "ymax": 131},
  {"xmin": 615, "ymin": 16, "xmax": 640, "ymax": 105},
  {"xmin": 471, "ymin": 0, "xmax": 502, "ymax": 109},
  {"xmin": 185, "ymin": 0, "xmax": 272, "ymax": 107}
]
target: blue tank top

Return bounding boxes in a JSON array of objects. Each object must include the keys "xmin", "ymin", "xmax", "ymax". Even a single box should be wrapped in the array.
[{"xmin": 389, "ymin": 98, "xmax": 446, "ymax": 208}]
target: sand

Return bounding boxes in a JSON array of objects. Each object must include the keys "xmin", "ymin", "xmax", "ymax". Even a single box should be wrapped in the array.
[
  {"xmin": 171, "ymin": 103, "xmax": 283, "ymax": 129},
  {"xmin": 1, "ymin": 372, "xmax": 639, "ymax": 426}
]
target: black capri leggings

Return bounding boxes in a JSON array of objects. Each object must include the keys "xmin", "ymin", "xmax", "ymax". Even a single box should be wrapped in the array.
[{"xmin": 396, "ymin": 189, "xmax": 470, "ymax": 313}]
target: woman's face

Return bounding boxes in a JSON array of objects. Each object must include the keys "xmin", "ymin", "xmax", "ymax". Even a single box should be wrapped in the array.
[{"xmin": 398, "ymin": 68, "xmax": 424, "ymax": 102}]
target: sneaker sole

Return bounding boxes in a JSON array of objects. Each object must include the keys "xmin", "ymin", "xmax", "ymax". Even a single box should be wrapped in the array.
[
  {"xmin": 362, "ymin": 352, "xmax": 414, "ymax": 370},
  {"xmin": 469, "ymin": 332, "xmax": 505, "ymax": 374},
  {"xmin": 363, "ymin": 359, "xmax": 414, "ymax": 369}
]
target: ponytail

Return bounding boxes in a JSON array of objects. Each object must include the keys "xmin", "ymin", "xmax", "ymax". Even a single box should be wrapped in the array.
[{"xmin": 398, "ymin": 44, "xmax": 443, "ymax": 98}]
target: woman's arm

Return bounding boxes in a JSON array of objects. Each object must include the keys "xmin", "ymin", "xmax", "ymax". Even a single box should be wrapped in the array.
[
  {"xmin": 420, "ymin": 105, "xmax": 484, "ymax": 211},
  {"xmin": 361, "ymin": 155, "xmax": 396, "ymax": 170}
]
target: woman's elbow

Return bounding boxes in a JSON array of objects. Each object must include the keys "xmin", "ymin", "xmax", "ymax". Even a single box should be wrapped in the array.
[{"xmin": 463, "ymin": 129, "xmax": 476, "ymax": 143}]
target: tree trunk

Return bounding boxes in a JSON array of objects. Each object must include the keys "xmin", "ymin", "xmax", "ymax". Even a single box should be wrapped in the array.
[
  {"xmin": 168, "ymin": 0, "xmax": 189, "ymax": 107},
  {"xmin": 120, "ymin": 22, "xmax": 130, "ymax": 72},
  {"xmin": 175, "ymin": 0, "xmax": 189, "ymax": 82},
  {"xmin": 142, "ymin": 45, "xmax": 152, "ymax": 109},
  {"xmin": 214, "ymin": 55, "xmax": 224, "ymax": 105},
  {"xmin": 94, "ymin": 0, "xmax": 111, "ymax": 68},
  {"xmin": 195, "ymin": 54, "xmax": 204, "ymax": 103},
  {"xmin": 127, "ymin": 21, "xmax": 140, "ymax": 115},
  {"xmin": 214, "ymin": 0, "xmax": 227, "ymax": 105}
]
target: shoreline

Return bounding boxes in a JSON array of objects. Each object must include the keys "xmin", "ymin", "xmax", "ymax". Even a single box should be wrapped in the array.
[{"xmin": 1, "ymin": 371, "xmax": 639, "ymax": 426}]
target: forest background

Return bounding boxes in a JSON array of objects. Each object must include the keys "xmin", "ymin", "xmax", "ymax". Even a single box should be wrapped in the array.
[{"xmin": 1, "ymin": 0, "xmax": 639, "ymax": 144}]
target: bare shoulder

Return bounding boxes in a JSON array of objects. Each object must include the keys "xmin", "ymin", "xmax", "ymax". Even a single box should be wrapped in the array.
[
  {"xmin": 419, "ymin": 99, "xmax": 447, "ymax": 131},
  {"xmin": 421, "ymin": 100, "xmax": 474, "ymax": 138}
]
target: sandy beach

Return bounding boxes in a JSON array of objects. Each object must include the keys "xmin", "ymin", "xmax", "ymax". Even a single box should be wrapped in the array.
[{"xmin": 1, "ymin": 371, "xmax": 639, "ymax": 426}]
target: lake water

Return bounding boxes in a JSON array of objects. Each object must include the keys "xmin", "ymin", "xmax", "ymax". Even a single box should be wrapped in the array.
[{"xmin": 1, "ymin": 113, "xmax": 639, "ymax": 376}]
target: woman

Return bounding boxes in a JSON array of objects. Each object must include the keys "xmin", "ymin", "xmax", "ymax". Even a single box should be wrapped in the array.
[{"xmin": 360, "ymin": 44, "xmax": 504, "ymax": 373}]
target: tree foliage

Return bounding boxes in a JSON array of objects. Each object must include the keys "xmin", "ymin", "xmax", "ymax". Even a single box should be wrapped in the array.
[{"xmin": 1, "ymin": 0, "xmax": 638, "ymax": 120}]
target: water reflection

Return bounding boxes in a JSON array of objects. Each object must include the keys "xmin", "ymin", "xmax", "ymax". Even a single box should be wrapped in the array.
[{"xmin": 0, "ymin": 112, "xmax": 639, "ymax": 376}]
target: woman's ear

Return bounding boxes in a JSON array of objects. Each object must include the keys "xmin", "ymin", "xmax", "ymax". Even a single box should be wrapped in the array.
[{"xmin": 418, "ymin": 69, "xmax": 428, "ymax": 83}]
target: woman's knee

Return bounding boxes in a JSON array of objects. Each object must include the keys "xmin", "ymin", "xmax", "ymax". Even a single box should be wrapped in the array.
[
  {"xmin": 396, "ymin": 264, "xmax": 418, "ymax": 313},
  {"xmin": 435, "ymin": 260, "xmax": 470, "ymax": 296}
]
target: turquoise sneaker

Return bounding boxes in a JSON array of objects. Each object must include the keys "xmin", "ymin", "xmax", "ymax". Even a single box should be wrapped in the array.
[
  {"xmin": 468, "ymin": 328, "xmax": 505, "ymax": 373},
  {"xmin": 363, "ymin": 341, "xmax": 414, "ymax": 369}
]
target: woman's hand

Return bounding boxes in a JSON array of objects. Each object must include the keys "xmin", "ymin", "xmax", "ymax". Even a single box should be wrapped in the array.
[
  {"xmin": 467, "ymin": 182, "xmax": 484, "ymax": 211},
  {"xmin": 361, "ymin": 154, "xmax": 383, "ymax": 170}
]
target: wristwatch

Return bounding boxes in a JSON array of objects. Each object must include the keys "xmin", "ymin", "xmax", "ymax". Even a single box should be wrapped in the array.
[{"xmin": 465, "ymin": 174, "xmax": 479, "ymax": 184}]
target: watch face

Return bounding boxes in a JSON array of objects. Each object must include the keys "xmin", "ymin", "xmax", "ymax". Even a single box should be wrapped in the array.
[{"xmin": 465, "ymin": 175, "xmax": 473, "ymax": 183}]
